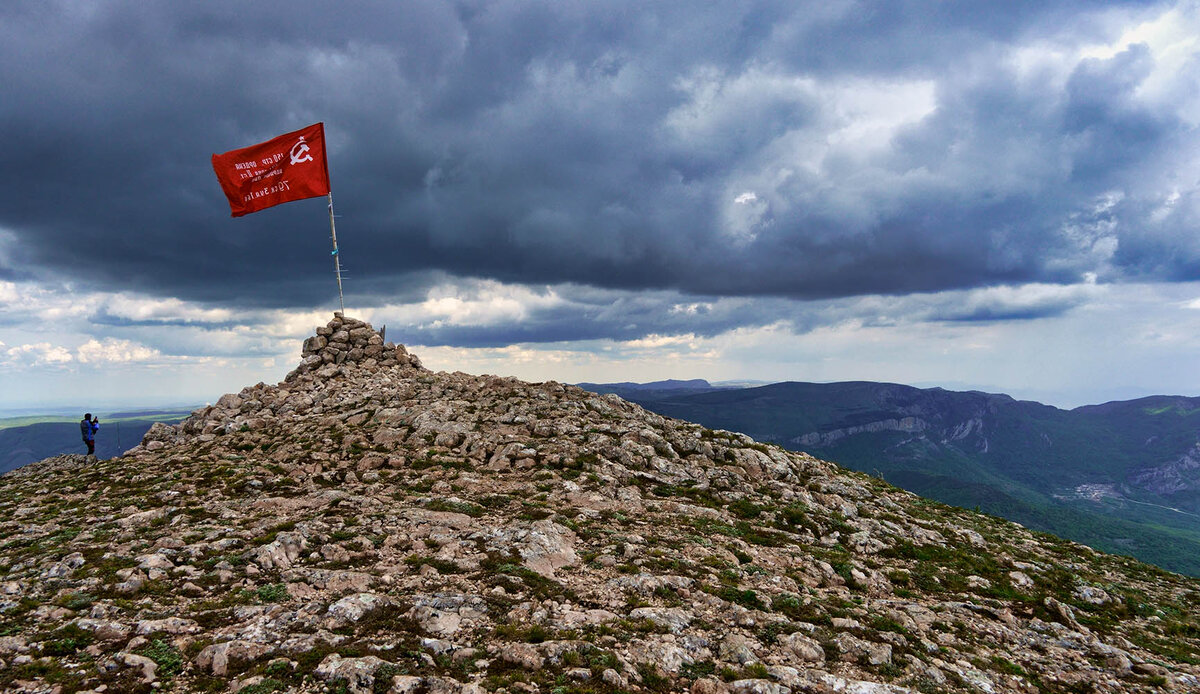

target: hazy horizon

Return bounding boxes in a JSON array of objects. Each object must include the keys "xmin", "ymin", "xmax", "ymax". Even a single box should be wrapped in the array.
[{"xmin": 2, "ymin": 368, "xmax": 1187, "ymax": 418}]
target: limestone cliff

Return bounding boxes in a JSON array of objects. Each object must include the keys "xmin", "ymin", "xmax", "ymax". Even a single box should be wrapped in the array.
[{"xmin": 0, "ymin": 316, "xmax": 1197, "ymax": 693}]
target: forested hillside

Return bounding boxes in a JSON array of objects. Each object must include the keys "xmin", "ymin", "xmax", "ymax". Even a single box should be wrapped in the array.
[{"xmin": 601, "ymin": 381, "xmax": 1200, "ymax": 576}]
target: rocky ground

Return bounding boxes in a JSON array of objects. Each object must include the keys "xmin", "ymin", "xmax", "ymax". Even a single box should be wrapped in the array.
[{"xmin": 0, "ymin": 315, "xmax": 1197, "ymax": 693}]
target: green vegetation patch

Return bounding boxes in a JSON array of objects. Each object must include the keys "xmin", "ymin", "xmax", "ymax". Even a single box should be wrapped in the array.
[
  {"xmin": 650, "ymin": 482, "xmax": 722, "ymax": 508},
  {"xmin": 688, "ymin": 516, "xmax": 792, "ymax": 547},
  {"xmin": 405, "ymin": 555, "xmax": 465, "ymax": 574},
  {"xmin": 703, "ymin": 584, "xmax": 765, "ymax": 610},
  {"xmin": 727, "ymin": 498, "xmax": 765, "ymax": 519},
  {"xmin": 880, "ymin": 539, "xmax": 1029, "ymax": 599},
  {"xmin": 139, "ymin": 638, "xmax": 185, "ymax": 679},
  {"xmin": 40, "ymin": 622, "xmax": 94, "ymax": 656},
  {"xmin": 478, "ymin": 554, "xmax": 576, "ymax": 601},
  {"xmin": 256, "ymin": 583, "xmax": 289, "ymax": 603}
]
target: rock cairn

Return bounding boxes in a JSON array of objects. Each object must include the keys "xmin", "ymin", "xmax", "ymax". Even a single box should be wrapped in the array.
[
  {"xmin": 290, "ymin": 313, "xmax": 423, "ymax": 379},
  {"xmin": 0, "ymin": 316, "xmax": 1197, "ymax": 693}
]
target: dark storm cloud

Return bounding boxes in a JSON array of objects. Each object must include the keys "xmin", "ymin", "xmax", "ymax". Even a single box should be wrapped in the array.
[{"xmin": 0, "ymin": 0, "xmax": 1194, "ymax": 341}]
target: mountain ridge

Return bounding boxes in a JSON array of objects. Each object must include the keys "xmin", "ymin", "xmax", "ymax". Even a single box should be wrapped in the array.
[
  {"xmin": 1, "ymin": 316, "xmax": 1197, "ymax": 693},
  {"xmin": 593, "ymin": 380, "xmax": 1200, "ymax": 576}
]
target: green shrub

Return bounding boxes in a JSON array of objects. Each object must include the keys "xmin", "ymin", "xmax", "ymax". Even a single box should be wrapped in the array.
[
  {"xmin": 256, "ymin": 583, "xmax": 289, "ymax": 603},
  {"xmin": 728, "ymin": 499, "xmax": 764, "ymax": 519},
  {"xmin": 681, "ymin": 660, "xmax": 716, "ymax": 680},
  {"xmin": 139, "ymin": 639, "xmax": 184, "ymax": 679},
  {"xmin": 772, "ymin": 593, "xmax": 801, "ymax": 612},
  {"xmin": 638, "ymin": 664, "xmax": 672, "ymax": 692},
  {"xmin": 707, "ymin": 585, "xmax": 765, "ymax": 610},
  {"xmin": 404, "ymin": 555, "xmax": 464, "ymax": 574},
  {"xmin": 373, "ymin": 664, "xmax": 401, "ymax": 694},
  {"xmin": 41, "ymin": 623, "xmax": 94, "ymax": 656}
]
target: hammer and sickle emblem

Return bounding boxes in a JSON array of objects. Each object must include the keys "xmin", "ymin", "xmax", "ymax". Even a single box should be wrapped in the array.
[{"xmin": 290, "ymin": 137, "xmax": 314, "ymax": 165}]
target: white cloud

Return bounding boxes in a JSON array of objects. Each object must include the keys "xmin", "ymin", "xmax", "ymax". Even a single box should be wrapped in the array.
[
  {"xmin": 100, "ymin": 295, "xmax": 236, "ymax": 324},
  {"xmin": 3, "ymin": 342, "xmax": 74, "ymax": 367},
  {"xmin": 670, "ymin": 302, "xmax": 714, "ymax": 315},
  {"xmin": 945, "ymin": 282, "xmax": 1102, "ymax": 320},
  {"xmin": 75, "ymin": 338, "xmax": 161, "ymax": 364},
  {"xmin": 1077, "ymin": 3, "xmax": 1200, "ymax": 123},
  {"xmin": 822, "ymin": 78, "xmax": 938, "ymax": 154},
  {"xmin": 0, "ymin": 279, "xmax": 87, "ymax": 322},
  {"xmin": 623, "ymin": 333, "xmax": 699, "ymax": 350},
  {"xmin": 379, "ymin": 280, "xmax": 566, "ymax": 328},
  {"xmin": 411, "ymin": 343, "xmax": 590, "ymax": 378}
]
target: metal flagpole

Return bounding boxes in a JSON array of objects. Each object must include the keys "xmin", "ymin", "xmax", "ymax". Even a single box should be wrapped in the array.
[{"xmin": 327, "ymin": 192, "xmax": 346, "ymax": 315}]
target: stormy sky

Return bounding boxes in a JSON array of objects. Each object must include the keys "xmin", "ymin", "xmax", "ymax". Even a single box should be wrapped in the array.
[{"xmin": 3, "ymin": 0, "xmax": 1200, "ymax": 411}]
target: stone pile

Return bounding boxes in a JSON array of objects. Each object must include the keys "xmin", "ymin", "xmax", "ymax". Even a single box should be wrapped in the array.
[
  {"xmin": 291, "ymin": 313, "xmax": 422, "ymax": 378},
  {"xmin": 0, "ymin": 315, "xmax": 1197, "ymax": 694}
]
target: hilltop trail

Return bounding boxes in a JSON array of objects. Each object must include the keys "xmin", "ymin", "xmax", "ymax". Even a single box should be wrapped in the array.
[{"xmin": 1, "ymin": 315, "xmax": 1197, "ymax": 693}]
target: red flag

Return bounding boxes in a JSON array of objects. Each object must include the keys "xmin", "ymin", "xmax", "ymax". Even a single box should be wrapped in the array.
[{"xmin": 211, "ymin": 123, "xmax": 331, "ymax": 217}]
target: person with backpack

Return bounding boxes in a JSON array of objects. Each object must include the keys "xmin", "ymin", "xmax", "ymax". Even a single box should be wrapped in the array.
[{"xmin": 80, "ymin": 413, "xmax": 99, "ymax": 455}]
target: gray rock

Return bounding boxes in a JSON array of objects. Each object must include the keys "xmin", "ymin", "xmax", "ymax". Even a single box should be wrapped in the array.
[
  {"xmin": 835, "ymin": 632, "xmax": 892, "ymax": 666},
  {"xmin": 196, "ymin": 640, "xmax": 274, "ymax": 676},
  {"xmin": 327, "ymin": 592, "xmax": 391, "ymax": 627},
  {"xmin": 116, "ymin": 652, "xmax": 158, "ymax": 683},
  {"xmin": 629, "ymin": 607, "xmax": 693, "ymax": 634},
  {"xmin": 75, "ymin": 618, "xmax": 132, "ymax": 642},
  {"xmin": 315, "ymin": 653, "xmax": 391, "ymax": 693},
  {"xmin": 780, "ymin": 632, "xmax": 824, "ymax": 663},
  {"xmin": 251, "ymin": 532, "xmax": 307, "ymax": 570},
  {"xmin": 729, "ymin": 680, "xmax": 790, "ymax": 694},
  {"xmin": 718, "ymin": 633, "xmax": 761, "ymax": 665},
  {"xmin": 134, "ymin": 617, "xmax": 200, "ymax": 635}
]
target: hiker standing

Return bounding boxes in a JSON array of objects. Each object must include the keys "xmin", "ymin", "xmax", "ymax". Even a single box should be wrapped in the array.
[{"xmin": 80, "ymin": 413, "xmax": 99, "ymax": 456}]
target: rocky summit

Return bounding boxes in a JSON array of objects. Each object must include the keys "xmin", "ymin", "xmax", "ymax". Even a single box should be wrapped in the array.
[{"xmin": 1, "ymin": 316, "xmax": 1198, "ymax": 694}]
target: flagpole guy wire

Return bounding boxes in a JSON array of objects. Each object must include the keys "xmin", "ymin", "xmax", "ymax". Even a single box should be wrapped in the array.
[{"xmin": 327, "ymin": 192, "xmax": 346, "ymax": 315}]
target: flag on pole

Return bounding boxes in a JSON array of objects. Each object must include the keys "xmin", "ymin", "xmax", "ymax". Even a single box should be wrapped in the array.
[{"xmin": 211, "ymin": 122, "xmax": 331, "ymax": 217}]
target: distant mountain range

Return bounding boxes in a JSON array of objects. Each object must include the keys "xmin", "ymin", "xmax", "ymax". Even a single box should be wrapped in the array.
[
  {"xmin": 0, "ymin": 410, "xmax": 192, "ymax": 474},
  {"xmin": 584, "ymin": 379, "xmax": 1200, "ymax": 576}
]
